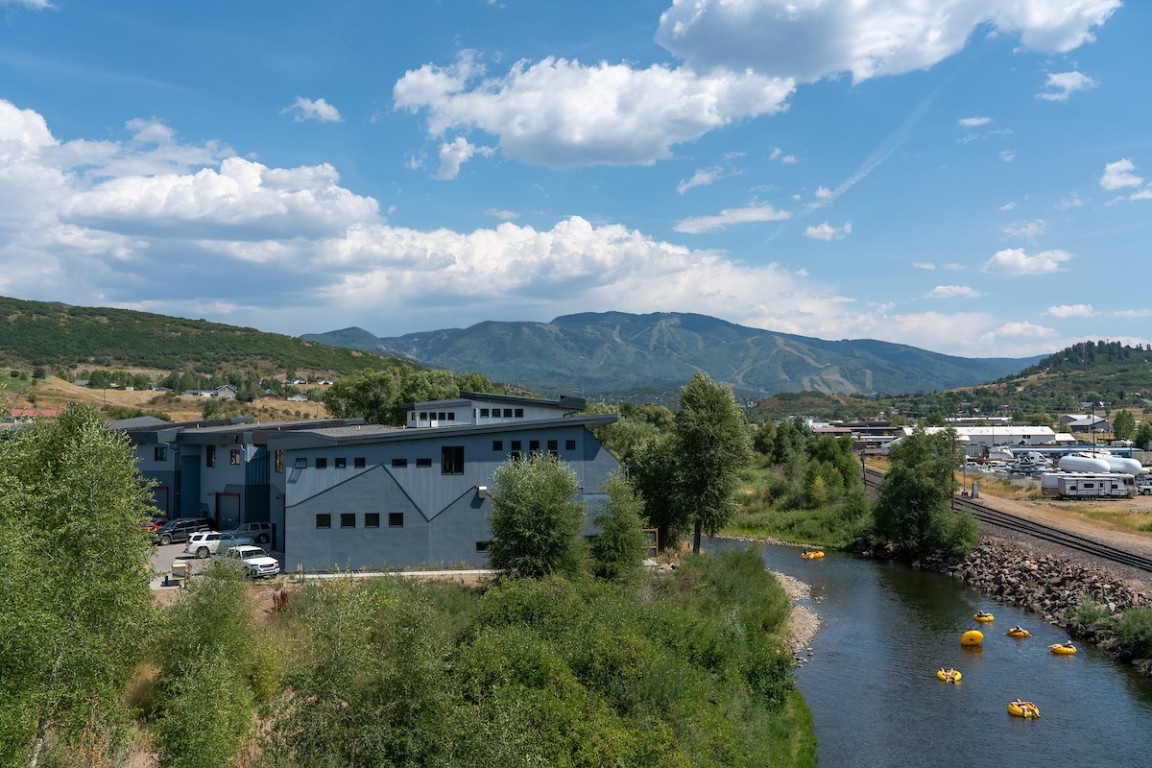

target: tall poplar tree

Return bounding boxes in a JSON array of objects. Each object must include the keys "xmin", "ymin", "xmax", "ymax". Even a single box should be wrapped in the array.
[{"xmin": 673, "ymin": 372, "xmax": 753, "ymax": 554}]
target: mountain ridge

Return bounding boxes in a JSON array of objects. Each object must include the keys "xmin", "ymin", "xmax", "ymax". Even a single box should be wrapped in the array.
[{"xmin": 303, "ymin": 311, "xmax": 1045, "ymax": 402}]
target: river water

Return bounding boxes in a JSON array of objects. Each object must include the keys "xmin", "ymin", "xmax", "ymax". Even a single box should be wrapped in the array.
[{"xmin": 710, "ymin": 540, "xmax": 1152, "ymax": 767}]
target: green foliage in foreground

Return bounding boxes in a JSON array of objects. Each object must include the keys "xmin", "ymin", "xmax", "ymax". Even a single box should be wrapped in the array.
[
  {"xmin": 247, "ymin": 550, "xmax": 810, "ymax": 767},
  {"xmin": 489, "ymin": 453, "xmax": 586, "ymax": 579}
]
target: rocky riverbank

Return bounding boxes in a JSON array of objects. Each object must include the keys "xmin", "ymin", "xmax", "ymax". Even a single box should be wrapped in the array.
[{"xmin": 864, "ymin": 536, "xmax": 1152, "ymax": 676}]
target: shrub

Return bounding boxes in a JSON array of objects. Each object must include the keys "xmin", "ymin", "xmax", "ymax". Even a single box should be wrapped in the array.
[{"xmin": 1115, "ymin": 607, "xmax": 1152, "ymax": 659}]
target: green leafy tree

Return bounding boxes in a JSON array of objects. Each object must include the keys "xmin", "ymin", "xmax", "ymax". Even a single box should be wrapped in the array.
[
  {"xmin": 323, "ymin": 368, "xmax": 404, "ymax": 424},
  {"xmin": 488, "ymin": 453, "xmax": 585, "ymax": 578},
  {"xmin": 1112, "ymin": 409, "xmax": 1136, "ymax": 441},
  {"xmin": 872, "ymin": 426, "xmax": 977, "ymax": 557},
  {"xmin": 0, "ymin": 404, "xmax": 156, "ymax": 766},
  {"xmin": 673, "ymin": 372, "xmax": 753, "ymax": 554},
  {"xmin": 1134, "ymin": 421, "xmax": 1152, "ymax": 451},
  {"xmin": 628, "ymin": 431, "xmax": 683, "ymax": 550},
  {"xmin": 590, "ymin": 473, "xmax": 648, "ymax": 581}
]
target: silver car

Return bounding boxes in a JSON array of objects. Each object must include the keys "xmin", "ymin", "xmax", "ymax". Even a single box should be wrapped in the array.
[{"xmin": 184, "ymin": 531, "xmax": 254, "ymax": 559}]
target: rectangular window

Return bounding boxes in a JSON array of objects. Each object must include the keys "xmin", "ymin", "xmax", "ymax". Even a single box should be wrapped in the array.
[
  {"xmin": 275, "ymin": 449, "xmax": 285, "ymax": 473},
  {"xmin": 492, "ymin": 440, "xmax": 504, "ymax": 451},
  {"xmin": 547, "ymin": 440, "xmax": 558, "ymax": 451},
  {"xmin": 154, "ymin": 445, "xmax": 168, "ymax": 462},
  {"xmin": 475, "ymin": 540, "xmax": 491, "ymax": 552},
  {"xmin": 340, "ymin": 513, "xmax": 356, "ymax": 528},
  {"xmin": 565, "ymin": 439, "xmax": 576, "ymax": 451},
  {"xmin": 295, "ymin": 457, "xmax": 308, "ymax": 469},
  {"xmin": 515, "ymin": 408, "xmax": 524, "ymax": 418},
  {"xmin": 316, "ymin": 513, "xmax": 331, "ymax": 529},
  {"xmin": 420, "ymin": 411, "xmax": 428, "ymax": 421},
  {"xmin": 388, "ymin": 512, "xmax": 404, "ymax": 528},
  {"xmin": 206, "ymin": 446, "xmax": 216, "ymax": 468},
  {"xmin": 315, "ymin": 457, "xmax": 328, "ymax": 469},
  {"xmin": 509, "ymin": 451, "xmax": 521, "ymax": 460},
  {"xmin": 529, "ymin": 440, "xmax": 540, "ymax": 452},
  {"xmin": 416, "ymin": 457, "xmax": 432, "ymax": 468},
  {"xmin": 448, "ymin": 412, "xmax": 456, "ymax": 420},
  {"xmin": 230, "ymin": 449, "xmax": 241, "ymax": 465},
  {"xmin": 511, "ymin": 440, "xmax": 521, "ymax": 452},
  {"xmin": 335, "ymin": 457, "xmax": 346, "ymax": 469},
  {"xmin": 391, "ymin": 458, "xmax": 408, "ymax": 468},
  {"xmin": 438, "ymin": 412, "xmax": 447, "ymax": 421},
  {"xmin": 354, "ymin": 457, "xmax": 366, "ymax": 468},
  {"xmin": 480, "ymin": 408, "xmax": 490, "ymax": 417},
  {"xmin": 503, "ymin": 408, "xmax": 513, "ymax": 417},
  {"xmin": 365, "ymin": 512, "xmax": 380, "ymax": 528},
  {"xmin": 410, "ymin": 412, "xmax": 416, "ymax": 422},
  {"xmin": 441, "ymin": 446, "xmax": 464, "ymax": 475}
]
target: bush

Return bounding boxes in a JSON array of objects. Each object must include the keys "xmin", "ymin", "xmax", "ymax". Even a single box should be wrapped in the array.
[
  {"xmin": 1116, "ymin": 607, "xmax": 1152, "ymax": 659},
  {"xmin": 590, "ymin": 473, "xmax": 648, "ymax": 582}
]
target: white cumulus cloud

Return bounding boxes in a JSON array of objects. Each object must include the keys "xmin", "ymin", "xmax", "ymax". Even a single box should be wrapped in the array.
[
  {"xmin": 804, "ymin": 221, "xmax": 852, "ymax": 241},
  {"xmin": 656, "ymin": 0, "xmax": 1119, "ymax": 84},
  {"xmin": 435, "ymin": 136, "xmax": 494, "ymax": 179},
  {"xmin": 674, "ymin": 203, "xmax": 791, "ymax": 233},
  {"xmin": 981, "ymin": 321, "xmax": 1058, "ymax": 343},
  {"xmin": 394, "ymin": 52, "xmax": 794, "ymax": 168},
  {"xmin": 927, "ymin": 285, "xmax": 982, "ymax": 299},
  {"xmin": 1002, "ymin": 219, "xmax": 1046, "ymax": 240},
  {"xmin": 1043, "ymin": 304, "xmax": 1096, "ymax": 318},
  {"xmin": 983, "ymin": 248, "xmax": 1072, "ymax": 275},
  {"xmin": 283, "ymin": 97, "xmax": 343, "ymax": 123},
  {"xmin": 1099, "ymin": 159, "xmax": 1142, "ymax": 190},
  {"xmin": 959, "ymin": 116, "xmax": 992, "ymax": 127},
  {"xmin": 1037, "ymin": 70, "xmax": 1098, "ymax": 101}
]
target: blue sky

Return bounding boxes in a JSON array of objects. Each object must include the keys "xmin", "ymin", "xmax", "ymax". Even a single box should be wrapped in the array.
[{"xmin": 1, "ymin": 0, "xmax": 1149, "ymax": 359}]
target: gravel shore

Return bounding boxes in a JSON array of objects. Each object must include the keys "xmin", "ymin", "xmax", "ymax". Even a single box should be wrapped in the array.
[{"xmin": 772, "ymin": 570, "xmax": 821, "ymax": 655}]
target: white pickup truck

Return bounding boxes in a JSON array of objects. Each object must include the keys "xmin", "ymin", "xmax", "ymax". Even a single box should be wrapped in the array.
[{"xmin": 1138, "ymin": 481, "xmax": 1152, "ymax": 496}]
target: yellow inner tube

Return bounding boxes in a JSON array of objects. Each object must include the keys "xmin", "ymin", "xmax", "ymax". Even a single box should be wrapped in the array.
[
  {"xmin": 936, "ymin": 669, "xmax": 962, "ymax": 683},
  {"xmin": 1007, "ymin": 701, "xmax": 1040, "ymax": 719},
  {"xmin": 960, "ymin": 630, "xmax": 984, "ymax": 646},
  {"xmin": 800, "ymin": 550, "xmax": 825, "ymax": 559},
  {"xmin": 1049, "ymin": 643, "xmax": 1077, "ymax": 655},
  {"xmin": 1007, "ymin": 628, "xmax": 1030, "ymax": 638},
  {"xmin": 974, "ymin": 612, "xmax": 995, "ymax": 622}
]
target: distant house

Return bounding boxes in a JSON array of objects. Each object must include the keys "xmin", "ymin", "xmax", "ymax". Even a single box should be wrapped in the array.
[
  {"xmin": 1066, "ymin": 416, "xmax": 1110, "ymax": 434},
  {"xmin": 3, "ymin": 407, "xmax": 62, "ymax": 422}
]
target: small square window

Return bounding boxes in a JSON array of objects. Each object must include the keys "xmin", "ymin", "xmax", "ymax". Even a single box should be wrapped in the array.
[
  {"xmin": 295, "ymin": 457, "xmax": 308, "ymax": 469},
  {"xmin": 492, "ymin": 440, "xmax": 504, "ymax": 451},
  {"xmin": 438, "ymin": 412, "xmax": 447, "ymax": 421},
  {"xmin": 335, "ymin": 457, "xmax": 346, "ymax": 469},
  {"xmin": 503, "ymin": 408, "xmax": 513, "ymax": 417},
  {"xmin": 340, "ymin": 513, "xmax": 356, "ymax": 528},
  {"xmin": 475, "ymin": 540, "xmax": 491, "ymax": 552},
  {"xmin": 230, "ymin": 449, "xmax": 241, "ymax": 465},
  {"xmin": 547, "ymin": 440, "xmax": 558, "ymax": 451},
  {"xmin": 420, "ymin": 412, "xmax": 428, "ymax": 420},
  {"xmin": 529, "ymin": 440, "xmax": 540, "ymax": 452},
  {"xmin": 315, "ymin": 513, "xmax": 331, "ymax": 529},
  {"xmin": 509, "ymin": 451, "xmax": 521, "ymax": 460},
  {"xmin": 511, "ymin": 440, "xmax": 521, "ymax": 452},
  {"xmin": 515, "ymin": 408, "xmax": 524, "ymax": 418},
  {"xmin": 565, "ymin": 439, "xmax": 576, "ymax": 451},
  {"xmin": 480, "ymin": 408, "xmax": 490, "ymax": 417},
  {"xmin": 388, "ymin": 512, "xmax": 404, "ymax": 528},
  {"xmin": 416, "ymin": 458, "xmax": 432, "ymax": 468},
  {"xmin": 154, "ymin": 445, "xmax": 168, "ymax": 462},
  {"xmin": 365, "ymin": 512, "xmax": 380, "ymax": 528},
  {"xmin": 448, "ymin": 412, "xmax": 456, "ymax": 420},
  {"xmin": 354, "ymin": 457, "xmax": 366, "ymax": 468},
  {"xmin": 391, "ymin": 458, "xmax": 408, "ymax": 468},
  {"xmin": 315, "ymin": 457, "xmax": 328, "ymax": 469}
]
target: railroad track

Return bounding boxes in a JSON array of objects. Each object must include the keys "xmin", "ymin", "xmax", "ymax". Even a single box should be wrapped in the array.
[{"xmin": 863, "ymin": 467, "xmax": 1152, "ymax": 574}]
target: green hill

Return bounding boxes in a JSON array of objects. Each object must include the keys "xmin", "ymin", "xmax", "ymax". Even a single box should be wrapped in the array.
[{"xmin": 0, "ymin": 296, "xmax": 414, "ymax": 378}]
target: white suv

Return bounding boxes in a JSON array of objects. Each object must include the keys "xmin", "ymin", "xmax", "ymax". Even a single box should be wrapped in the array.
[
  {"xmin": 216, "ymin": 545, "xmax": 280, "ymax": 578},
  {"xmin": 221, "ymin": 521, "xmax": 272, "ymax": 544},
  {"xmin": 184, "ymin": 531, "xmax": 254, "ymax": 559}
]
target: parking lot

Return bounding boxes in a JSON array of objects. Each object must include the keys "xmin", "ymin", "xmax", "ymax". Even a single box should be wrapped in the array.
[{"xmin": 148, "ymin": 542, "xmax": 282, "ymax": 590}]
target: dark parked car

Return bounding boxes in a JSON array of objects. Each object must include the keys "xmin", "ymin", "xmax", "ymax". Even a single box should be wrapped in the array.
[{"xmin": 151, "ymin": 517, "xmax": 212, "ymax": 545}]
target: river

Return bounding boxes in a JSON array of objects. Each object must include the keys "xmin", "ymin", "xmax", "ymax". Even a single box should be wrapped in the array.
[{"xmin": 710, "ymin": 540, "xmax": 1152, "ymax": 767}]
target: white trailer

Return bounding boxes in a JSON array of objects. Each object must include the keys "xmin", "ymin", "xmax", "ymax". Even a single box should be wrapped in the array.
[{"xmin": 1041, "ymin": 472, "xmax": 1135, "ymax": 499}]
